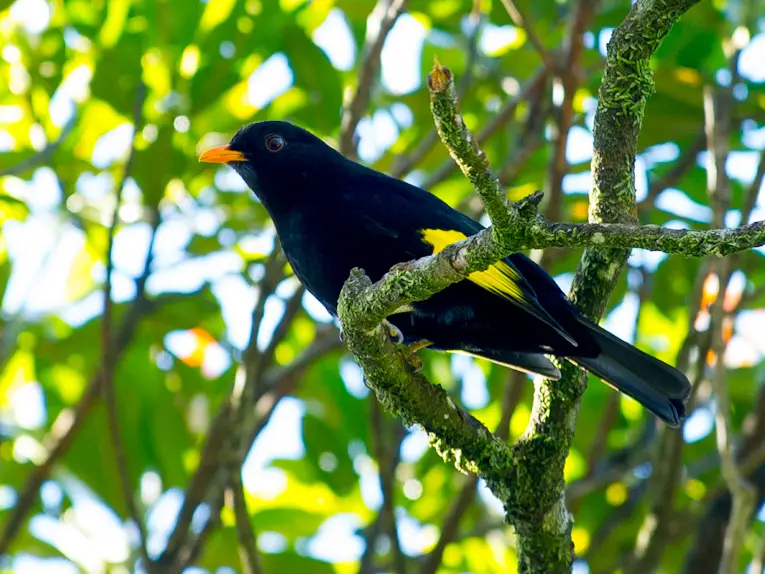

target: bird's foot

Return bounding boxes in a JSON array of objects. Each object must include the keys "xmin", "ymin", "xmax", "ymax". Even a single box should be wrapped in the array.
[
  {"xmin": 403, "ymin": 339, "xmax": 432, "ymax": 373},
  {"xmin": 381, "ymin": 320, "xmax": 431, "ymax": 372},
  {"xmin": 407, "ymin": 354, "xmax": 423, "ymax": 372},
  {"xmin": 382, "ymin": 319, "xmax": 405, "ymax": 344},
  {"xmin": 406, "ymin": 339, "xmax": 433, "ymax": 355}
]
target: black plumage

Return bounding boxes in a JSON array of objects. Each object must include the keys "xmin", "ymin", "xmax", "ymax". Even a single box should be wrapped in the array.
[{"xmin": 200, "ymin": 120, "xmax": 691, "ymax": 427}]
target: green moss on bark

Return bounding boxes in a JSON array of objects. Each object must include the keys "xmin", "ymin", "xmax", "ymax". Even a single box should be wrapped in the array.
[
  {"xmin": 502, "ymin": 0, "xmax": 703, "ymax": 570},
  {"xmin": 337, "ymin": 3, "xmax": 709, "ymax": 574}
]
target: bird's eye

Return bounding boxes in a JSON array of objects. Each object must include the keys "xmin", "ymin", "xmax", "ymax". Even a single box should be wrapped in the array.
[{"xmin": 265, "ymin": 134, "xmax": 285, "ymax": 152}]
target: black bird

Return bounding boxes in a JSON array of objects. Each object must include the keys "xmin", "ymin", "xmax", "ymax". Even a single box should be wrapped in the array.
[{"xmin": 200, "ymin": 121, "xmax": 691, "ymax": 427}]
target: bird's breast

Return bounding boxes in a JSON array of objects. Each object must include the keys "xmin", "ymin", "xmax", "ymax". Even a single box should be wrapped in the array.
[
  {"xmin": 275, "ymin": 214, "xmax": 361, "ymax": 315},
  {"xmin": 273, "ymin": 209, "xmax": 418, "ymax": 316}
]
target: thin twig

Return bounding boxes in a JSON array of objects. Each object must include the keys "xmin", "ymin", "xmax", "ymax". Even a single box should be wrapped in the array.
[
  {"xmin": 539, "ymin": 0, "xmax": 596, "ymax": 269},
  {"xmin": 704, "ymin": 80, "xmax": 756, "ymax": 574},
  {"xmin": 681, "ymin": 384, "xmax": 765, "ymax": 572},
  {"xmin": 99, "ymin": 81, "xmax": 151, "ymax": 570},
  {"xmin": 742, "ymin": 148, "xmax": 765, "ymax": 224},
  {"xmin": 390, "ymin": 18, "xmax": 482, "ymax": 179},
  {"xmin": 0, "ymin": 115, "xmax": 77, "ymax": 177},
  {"xmin": 175, "ymin": 489, "xmax": 226, "ymax": 571},
  {"xmin": 158, "ymin": 328, "xmax": 341, "ymax": 570},
  {"xmin": 566, "ymin": 419, "xmax": 655, "ymax": 504},
  {"xmin": 585, "ymin": 481, "xmax": 650, "ymax": 562},
  {"xmin": 156, "ymin": 401, "xmax": 231, "ymax": 566},
  {"xmin": 546, "ymin": 0, "xmax": 595, "ymax": 202},
  {"xmin": 497, "ymin": 103, "xmax": 549, "ymax": 187},
  {"xmin": 624, "ymin": 425, "xmax": 686, "ymax": 573},
  {"xmin": 159, "ymin": 247, "xmax": 286, "ymax": 565},
  {"xmin": 229, "ymin": 470, "xmax": 264, "ymax": 574},
  {"xmin": 0, "ymin": 209, "xmax": 160, "ymax": 557},
  {"xmin": 711, "ymin": 277, "xmax": 756, "ymax": 574},
  {"xmin": 0, "ymin": 382, "xmax": 100, "ymax": 556},
  {"xmin": 623, "ymin": 237, "xmax": 717, "ymax": 572},
  {"xmin": 257, "ymin": 285, "xmax": 306, "ymax": 374},
  {"xmin": 420, "ymin": 476, "xmax": 477, "ymax": 574},
  {"xmin": 498, "ymin": 0, "xmax": 557, "ymax": 74},
  {"xmin": 638, "ymin": 130, "xmax": 706, "ymax": 214},
  {"xmin": 369, "ymin": 403, "xmax": 407, "ymax": 574},
  {"xmin": 752, "ymin": 530, "xmax": 765, "ymax": 574},
  {"xmin": 175, "ymin": 333, "xmax": 340, "ymax": 572},
  {"xmin": 340, "ymin": 0, "xmax": 408, "ymax": 157},
  {"xmin": 422, "ymin": 69, "xmax": 548, "ymax": 189}
]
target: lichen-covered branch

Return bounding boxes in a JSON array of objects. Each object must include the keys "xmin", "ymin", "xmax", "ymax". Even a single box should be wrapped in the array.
[
  {"xmin": 337, "ymin": 193, "xmax": 764, "ymax": 333},
  {"xmin": 338, "ymin": 269, "xmax": 517, "ymax": 494},
  {"xmin": 526, "ymin": 218, "xmax": 765, "ymax": 256},
  {"xmin": 428, "ymin": 59, "xmax": 515, "ymax": 231},
  {"xmin": 428, "ymin": 59, "xmax": 764, "ymax": 257},
  {"xmin": 337, "ymin": 1, "xmax": 705, "ymax": 573},
  {"xmin": 511, "ymin": 0, "xmax": 702, "ymax": 570}
]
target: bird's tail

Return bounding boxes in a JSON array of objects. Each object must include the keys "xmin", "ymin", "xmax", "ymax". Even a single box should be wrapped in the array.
[{"xmin": 570, "ymin": 320, "xmax": 691, "ymax": 427}]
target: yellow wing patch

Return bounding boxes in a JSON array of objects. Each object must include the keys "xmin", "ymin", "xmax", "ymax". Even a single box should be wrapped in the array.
[{"xmin": 420, "ymin": 228, "xmax": 527, "ymax": 304}]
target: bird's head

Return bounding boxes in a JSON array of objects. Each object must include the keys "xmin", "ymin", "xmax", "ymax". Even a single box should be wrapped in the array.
[{"xmin": 199, "ymin": 120, "xmax": 344, "ymax": 213}]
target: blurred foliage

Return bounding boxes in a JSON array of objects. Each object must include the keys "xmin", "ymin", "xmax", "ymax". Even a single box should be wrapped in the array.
[{"xmin": 1, "ymin": 0, "xmax": 765, "ymax": 572}]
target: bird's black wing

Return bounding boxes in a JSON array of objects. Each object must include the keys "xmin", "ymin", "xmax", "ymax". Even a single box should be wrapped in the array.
[{"xmin": 346, "ymin": 168, "xmax": 578, "ymax": 347}]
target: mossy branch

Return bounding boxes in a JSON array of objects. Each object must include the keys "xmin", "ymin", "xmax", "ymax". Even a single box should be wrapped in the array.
[
  {"xmin": 524, "ymin": 216, "xmax": 765, "ymax": 256},
  {"xmin": 338, "ymin": 1, "xmax": 705, "ymax": 573},
  {"xmin": 338, "ymin": 270, "xmax": 518, "ymax": 495},
  {"xmin": 338, "ymin": 191, "xmax": 764, "ymax": 335}
]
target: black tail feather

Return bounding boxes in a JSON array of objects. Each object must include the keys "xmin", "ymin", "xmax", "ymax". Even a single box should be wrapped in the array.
[{"xmin": 572, "ymin": 320, "xmax": 691, "ymax": 427}]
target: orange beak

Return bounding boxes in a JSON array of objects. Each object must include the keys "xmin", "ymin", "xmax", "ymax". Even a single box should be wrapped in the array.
[{"xmin": 198, "ymin": 144, "xmax": 246, "ymax": 164}]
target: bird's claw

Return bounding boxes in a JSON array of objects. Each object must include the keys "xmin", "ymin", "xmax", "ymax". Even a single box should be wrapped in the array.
[
  {"xmin": 382, "ymin": 319, "xmax": 404, "ymax": 344},
  {"xmin": 404, "ymin": 339, "xmax": 432, "ymax": 373},
  {"xmin": 381, "ymin": 321, "xmax": 430, "ymax": 372},
  {"xmin": 407, "ymin": 354, "xmax": 424, "ymax": 373},
  {"xmin": 406, "ymin": 339, "xmax": 432, "ymax": 354}
]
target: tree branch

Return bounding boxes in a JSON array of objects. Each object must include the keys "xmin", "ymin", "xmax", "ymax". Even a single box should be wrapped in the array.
[
  {"xmin": 0, "ymin": 208, "xmax": 160, "ymax": 557},
  {"xmin": 525, "ymin": 218, "xmax": 765, "ymax": 255},
  {"xmin": 229, "ymin": 469, "xmax": 264, "ymax": 574},
  {"xmin": 704, "ymin": 77, "xmax": 755, "ymax": 574},
  {"xmin": 99, "ymin": 81, "xmax": 152, "ymax": 570},
  {"xmin": 336, "ymin": 189, "xmax": 764, "ymax": 328},
  {"xmin": 337, "ymin": 2, "xmax": 703, "ymax": 572},
  {"xmin": 422, "ymin": 68, "xmax": 548, "ymax": 190},
  {"xmin": 420, "ymin": 372, "xmax": 525, "ymax": 574},
  {"xmin": 0, "ymin": 114, "xmax": 77, "ymax": 177},
  {"xmin": 340, "ymin": 0, "xmax": 408, "ymax": 157},
  {"xmin": 499, "ymin": 0, "xmax": 557, "ymax": 74}
]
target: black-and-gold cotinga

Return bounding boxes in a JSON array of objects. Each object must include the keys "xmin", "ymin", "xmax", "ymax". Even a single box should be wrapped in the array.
[{"xmin": 200, "ymin": 121, "xmax": 690, "ymax": 427}]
